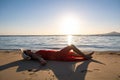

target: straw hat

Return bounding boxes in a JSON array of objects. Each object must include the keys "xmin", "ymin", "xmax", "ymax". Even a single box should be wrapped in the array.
[{"xmin": 21, "ymin": 48, "xmax": 31, "ymax": 60}]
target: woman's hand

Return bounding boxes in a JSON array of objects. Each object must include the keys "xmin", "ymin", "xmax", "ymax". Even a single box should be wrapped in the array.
[{"xmin": 40, "ymin": 58, "xmax": 47, "ymax": 66}]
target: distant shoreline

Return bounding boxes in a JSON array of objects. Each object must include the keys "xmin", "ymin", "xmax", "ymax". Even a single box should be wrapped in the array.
[
  {"xmin": 0, "ymin": 35, "xmax": 120, "ymax": 37},
  {"xmin": 1, "ymin": 31, "xmax": 120, "ymax": 36}
]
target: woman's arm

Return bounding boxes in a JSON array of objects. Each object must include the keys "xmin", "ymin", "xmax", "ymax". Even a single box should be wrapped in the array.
[{"xmin": 31, "ymin": 53, "xmax": 47, "ymax": 66}]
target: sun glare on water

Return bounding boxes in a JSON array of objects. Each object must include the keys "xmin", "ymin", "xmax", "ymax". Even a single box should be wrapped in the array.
[{"xmin": 67, "ymin": 35, "xmax": 73, "ymax": 45}]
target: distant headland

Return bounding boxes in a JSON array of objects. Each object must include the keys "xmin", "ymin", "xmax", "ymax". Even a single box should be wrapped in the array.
[{"xmin": 98, "ymin": 31, "xmax": 120, "ymax": 36}]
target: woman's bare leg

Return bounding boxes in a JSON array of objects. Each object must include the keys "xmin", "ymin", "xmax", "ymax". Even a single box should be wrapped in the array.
[
  {"xmin": 59, "ymin": 45, "xmax": 73, "ymax": 53},
  {"xmin": 70, "ymin": 45, "xmax": 94, "ymax": 59},
  {"xmin": 59, "ymin": 45, "xmax": 94, "ymax": 59},
  {"xmin": 70, "ymin": 45, "xmax": 86, "ymax": 56}
]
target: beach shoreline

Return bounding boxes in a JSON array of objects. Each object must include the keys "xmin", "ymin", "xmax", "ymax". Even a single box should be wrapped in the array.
[{"xmin": 0, "ymin": 50, "xmax": 120, "ymax": 80}]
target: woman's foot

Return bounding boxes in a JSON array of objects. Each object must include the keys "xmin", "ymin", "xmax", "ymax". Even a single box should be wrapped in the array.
[
  {"xmin": 88, "ymin": 51, "xmax": 94, "ymax": 56},
  {"xmin": 85, "ymin": 51, "xmax": 94, "ymax": 59}
]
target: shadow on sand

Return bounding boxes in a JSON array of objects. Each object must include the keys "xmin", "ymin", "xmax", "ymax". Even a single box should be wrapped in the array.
[{"xmin": 0, "ymin": 59, "xmax": 105, "ymax": 80}]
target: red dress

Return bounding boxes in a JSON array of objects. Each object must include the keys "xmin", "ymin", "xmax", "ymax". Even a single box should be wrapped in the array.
[{"xmin": 35, "ymin": 46, "xmax": 87, "ymax": 61}]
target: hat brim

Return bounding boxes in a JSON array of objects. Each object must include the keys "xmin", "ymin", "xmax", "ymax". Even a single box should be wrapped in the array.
[{"xmin": 20, "ymin": 48, "xmax": 31, "ymax": 60}]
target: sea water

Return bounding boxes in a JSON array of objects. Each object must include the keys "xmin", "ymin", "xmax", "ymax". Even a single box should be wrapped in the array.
[{"xmin": 0, "ymin": 35, "xmax": 120, "ymax": 51}]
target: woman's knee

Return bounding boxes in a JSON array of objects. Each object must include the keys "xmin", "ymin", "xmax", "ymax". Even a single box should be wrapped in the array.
[
  {"xmin": 69, "ymin": 44, "xmax": 75, "ymax": 49},
  {"xmin": 60, "ymin": 46, "xmax": 72, "ymax": 53}
]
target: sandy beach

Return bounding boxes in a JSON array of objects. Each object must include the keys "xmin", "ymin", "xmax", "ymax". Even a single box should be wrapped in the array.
[{"xmin": 0, "ymin": 50, "xmax": 120, "ymax": 80}]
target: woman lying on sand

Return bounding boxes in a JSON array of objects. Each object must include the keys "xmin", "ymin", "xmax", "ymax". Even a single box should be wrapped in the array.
[{"xmin": 21, "ymin": 45, "xmax": 94, "ymax": 66}]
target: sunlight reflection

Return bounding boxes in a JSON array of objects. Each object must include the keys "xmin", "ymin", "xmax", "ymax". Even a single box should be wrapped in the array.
[{"xmin": 67, "ymin": 35, "xmax": 73, "ymax": 45}]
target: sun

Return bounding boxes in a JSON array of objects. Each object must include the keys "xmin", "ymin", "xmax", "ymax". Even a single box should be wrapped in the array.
[{"xmin": 60, "ymin": 15, "xmax": 80, "ymax": 35}]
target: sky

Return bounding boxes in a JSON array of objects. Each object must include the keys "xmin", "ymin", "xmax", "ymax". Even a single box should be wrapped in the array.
[{"xmin": 0, "ymin": 0, "xmax": 120, "ymax": 35}]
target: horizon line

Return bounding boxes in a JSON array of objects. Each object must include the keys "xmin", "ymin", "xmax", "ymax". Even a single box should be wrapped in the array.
[{"xmin": 0, "ymin": 31, "xmax": 120, "ymax": 36}]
